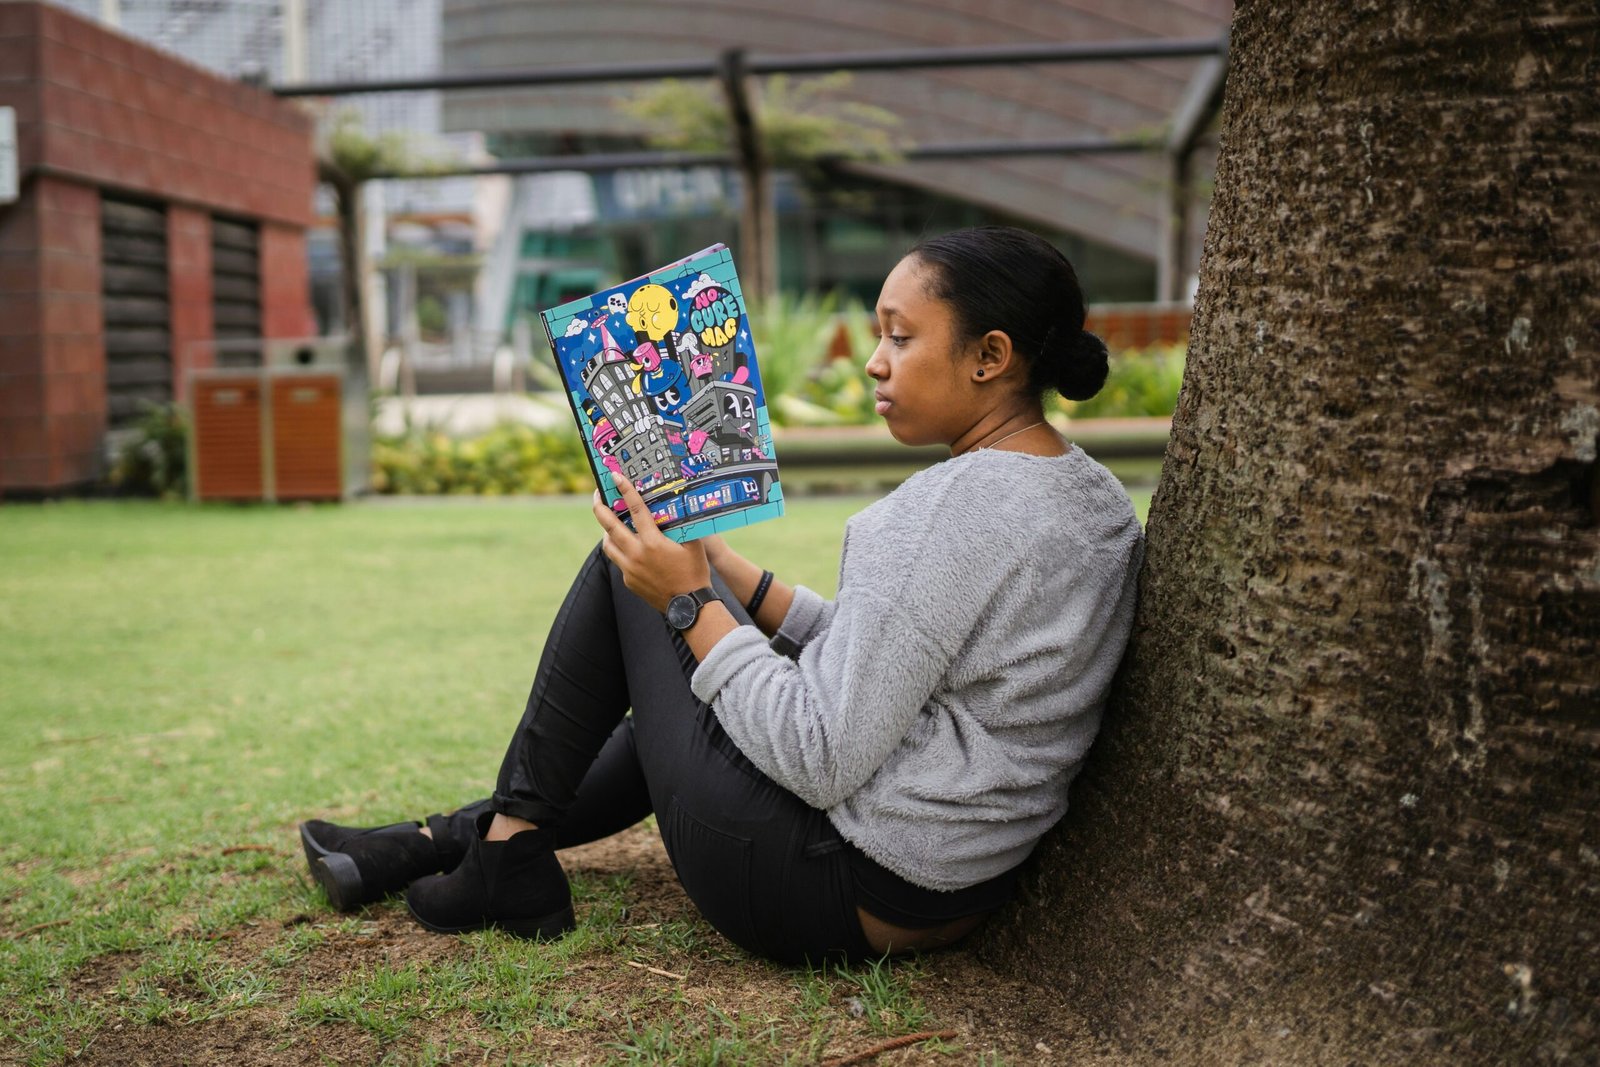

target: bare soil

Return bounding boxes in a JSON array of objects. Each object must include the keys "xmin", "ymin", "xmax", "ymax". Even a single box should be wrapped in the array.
[{"xmin": 43, "ymin": 825, "xmax": 1104, "ymax": 1066}]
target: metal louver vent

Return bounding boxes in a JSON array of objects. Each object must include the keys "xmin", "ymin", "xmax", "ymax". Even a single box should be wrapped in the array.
[
  {"xmin": 212, "ymin": 216, "xmax": 262, "ymax": 366},
  {"xmin": 100, "ymin": 197, "xmax": 171, "ymax": 428}
]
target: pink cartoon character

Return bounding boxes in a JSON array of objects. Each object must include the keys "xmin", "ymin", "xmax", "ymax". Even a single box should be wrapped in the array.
[
  {"xmin": 591, "ymin": 417, "xmax": 618, "ymax": 453},
  {"xmin": 630, "ymin": 342, "xmax": 662, "ymax": 373},
  {"xmin": 680, "ymin": 428, "xmax": 715, "ymax": 478},
  {"xmin": 689, "ymin": 350, "xmax": 715, "ymax": 381}
]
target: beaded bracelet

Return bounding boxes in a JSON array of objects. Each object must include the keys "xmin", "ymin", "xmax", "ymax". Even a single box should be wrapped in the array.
[{"xmin": 745, "ymin": 569, "xmax": 775, "ymax": 616}]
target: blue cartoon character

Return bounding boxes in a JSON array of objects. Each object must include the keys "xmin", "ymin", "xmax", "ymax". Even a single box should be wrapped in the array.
[{"xmin": 629, "ymin": 340, "xmax": 690, "ymax": 427}]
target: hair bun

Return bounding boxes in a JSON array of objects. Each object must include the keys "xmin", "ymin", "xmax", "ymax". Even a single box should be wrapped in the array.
[{"xmin": 1052, "ymin": 328, "xmax": 1109, "ymax": 402}]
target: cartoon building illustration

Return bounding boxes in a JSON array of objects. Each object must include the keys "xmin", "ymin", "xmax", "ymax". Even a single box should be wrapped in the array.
[
  {"xmin": 578, "ymin": 325, "xmax": 680, "ymax": 490},
  {"xmin": 544, "ymin": 245, "xmax": 782, "ymax": 541}
]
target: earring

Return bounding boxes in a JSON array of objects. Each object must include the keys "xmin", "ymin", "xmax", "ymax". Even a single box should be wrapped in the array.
[{"xmin": 975, "ymin": 369, "xmax": 985, "ymax": 378}]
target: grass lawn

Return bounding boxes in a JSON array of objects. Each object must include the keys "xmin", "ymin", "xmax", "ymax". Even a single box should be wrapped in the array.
[{"xmin": 0, "ymin": 490, "xmax": 1149, "ymax": 1065}]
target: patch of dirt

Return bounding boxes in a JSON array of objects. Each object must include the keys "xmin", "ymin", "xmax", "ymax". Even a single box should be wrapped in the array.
[
  {"xmin": 49, "ymin": 823, "xmax": 1112, "ymax": 1066},
  {"xmin": 75, "ymin": 1013, "xmax": 380, "ymax": 1067}
]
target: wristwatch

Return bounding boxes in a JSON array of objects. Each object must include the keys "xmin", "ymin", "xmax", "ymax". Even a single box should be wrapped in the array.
[{"xmin": 666, "ymin": 586, "xmax": 721, "ymax": 632}]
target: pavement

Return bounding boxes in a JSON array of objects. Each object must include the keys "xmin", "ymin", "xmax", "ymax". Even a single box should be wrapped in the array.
[{"xmin": 373, "ymin": 392, "xmax": 569, "ymax": 437}]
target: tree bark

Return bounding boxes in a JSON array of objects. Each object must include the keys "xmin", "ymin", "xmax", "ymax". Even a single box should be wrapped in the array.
[
  {"xmin": 985, "ymin": 3, "xmax": 1599, "ymax": 1062},
  {"xmin": 319, "ymin": 161, "xmax": 369, "ymax": 380},
  {"xmin": 719, "ymin": 49, "xmax": 776, "ymax": 302}
]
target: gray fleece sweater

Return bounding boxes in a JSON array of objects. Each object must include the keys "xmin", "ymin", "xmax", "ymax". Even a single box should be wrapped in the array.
[{"xmin": 690, "ymin": 445, "xmax": 1144, "ymax": 891}]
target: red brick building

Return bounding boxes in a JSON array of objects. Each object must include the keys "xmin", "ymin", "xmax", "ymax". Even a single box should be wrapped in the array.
[{"xmin": 0, "ymin": 1, "xmax": 315, "ymax": 493}]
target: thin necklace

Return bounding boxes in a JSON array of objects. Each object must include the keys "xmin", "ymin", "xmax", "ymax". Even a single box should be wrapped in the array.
[{"xmin": 977, "ymin": 420, "xmax": 1046, "ymax": 452}]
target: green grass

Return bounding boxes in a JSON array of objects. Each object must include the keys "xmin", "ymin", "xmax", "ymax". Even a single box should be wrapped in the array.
[{"xmin": 0, "ymin": 490, "xmax": 1148, "ymax": 1063}]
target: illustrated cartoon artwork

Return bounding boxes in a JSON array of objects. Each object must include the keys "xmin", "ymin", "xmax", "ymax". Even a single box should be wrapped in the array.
[
  {"xmin": 627, "ymin": 284, "xmax": 680, "ymax": 347},
  {"xmin": 542, "ymin": 244, "xmax": 781, "ymax": 541},
  {"xmin": 629, "ymin": 341, "xmax": 690, "ymax": 419}
]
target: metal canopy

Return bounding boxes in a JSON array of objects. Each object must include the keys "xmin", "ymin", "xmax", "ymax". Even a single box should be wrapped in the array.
[
  {"xmin": 273, "ymin": 37, "xmax": 1225, "ymax": 98},
  {"xmin": 369, "ymin": 136, "xmax": 1163, "ymax": 180},
  {"xmin": 283, "ymin": 29, "xmax": 1230, "ymax": 297}
]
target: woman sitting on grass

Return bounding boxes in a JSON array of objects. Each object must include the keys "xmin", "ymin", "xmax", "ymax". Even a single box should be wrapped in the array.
[{"xmin": 299, "ymin": 225, "xmax": 1144, "ymax": 962}]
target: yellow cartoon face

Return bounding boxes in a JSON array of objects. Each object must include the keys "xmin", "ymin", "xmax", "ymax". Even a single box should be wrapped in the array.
[{"xmin": 626, "ymin": 284, "xmax": 680, "ymax": 343}]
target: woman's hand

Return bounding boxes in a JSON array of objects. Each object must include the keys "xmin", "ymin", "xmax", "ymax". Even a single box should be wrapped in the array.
[{"xmin": 592, "ymin": 474, "xmax": 712, "ymax": 614}]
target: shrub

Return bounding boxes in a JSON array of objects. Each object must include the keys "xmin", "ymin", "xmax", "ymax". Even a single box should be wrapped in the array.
[
  {"xmin": 108, "ymin": 402, "xmax": 189, "ymax": 499},
  {"xmin": 372, "ymin": 423, "xmax": 593, "ymax": 496},
  {"xmin": 750, "ymin": 292, "xmax": 882, "ymax": 427},
  {"xmin": 1055, "ymin": 345, "xmax": 1185, "ymax": 420},
  {"xmin": 752, "ymin": 296, "xmax": 1185, "ymax": 425}
]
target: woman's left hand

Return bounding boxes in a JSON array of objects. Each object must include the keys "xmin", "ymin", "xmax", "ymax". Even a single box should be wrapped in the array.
[{"xmin": 593, "ymin": 473, "xmax": 712, "ymax": 614}]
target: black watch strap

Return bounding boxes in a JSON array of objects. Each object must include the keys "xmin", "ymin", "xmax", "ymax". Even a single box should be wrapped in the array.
[{"xmin": 667, "ymin": 586, "xmax": 720, "ymax": 632}]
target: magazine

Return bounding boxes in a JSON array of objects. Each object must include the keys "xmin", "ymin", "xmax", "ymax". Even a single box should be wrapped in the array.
[{"xmin": 539, "ymin": 243, "xmax": 783, "ymax": 543}]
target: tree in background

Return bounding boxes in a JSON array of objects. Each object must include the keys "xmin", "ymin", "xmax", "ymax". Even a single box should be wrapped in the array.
[
  {"xmin": 988, "ymin": 2, "xmax": 1597, "ymax": 1061},
  {"xmin": 315, "ymin": 110, "xmax": 437, "ymax": 374},
  {"xmin": 620, "ymin": 72, "xmax": 900, "ymax": 299}
]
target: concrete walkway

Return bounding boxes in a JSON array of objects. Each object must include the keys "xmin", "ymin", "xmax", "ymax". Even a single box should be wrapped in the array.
[{"xmin": 373, "ymin": 392, "xmax": 569, "ymax": 437}]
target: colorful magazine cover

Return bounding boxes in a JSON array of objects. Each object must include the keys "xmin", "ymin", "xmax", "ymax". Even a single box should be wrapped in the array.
[{"xmin": 539, "ymin": 243, "xmax": 783, "ymax": 543}]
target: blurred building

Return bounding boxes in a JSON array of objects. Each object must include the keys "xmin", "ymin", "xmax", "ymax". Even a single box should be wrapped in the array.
[
  {"xmin": 42, "ymin": 0, "xmax": 488, "ymax": 343},
  {"xmin": 440, "ymin": 0, "xmax": 1230, "ymax": 332},
  {"xmin": 0, "ymin": 2, "xmax": 316, "ymax": 493}
]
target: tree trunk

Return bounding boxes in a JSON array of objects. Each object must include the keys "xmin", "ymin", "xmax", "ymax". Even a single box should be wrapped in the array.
[
  {"xmin": 985, "ymin": 3, "xmax": 1599, "ymax": 1062},
  {"xmin": 719, "ymin": 49, "xmax": 776, "ymax": 301},
  {"xmin": 319, "ymin": 162, "xmax": 369, "ymax": 380}
]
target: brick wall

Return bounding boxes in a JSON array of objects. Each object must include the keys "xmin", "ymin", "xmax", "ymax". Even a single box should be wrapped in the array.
[
  {"xmin": 168, "ymin": 206, "xmax": 213, "ymax": 402},
  {"xmin": 1083, "ymin": 303, "xmax": 1194, "ymax": 352},
  {"xmin": 260, "ymin": 223, "xmax": 315, "ymax": 340},
  {"xmin": 0, "ymin": 176, "xmax": 104, "ymax": 489},
  {"xmin": 0, "ymin": 2, "xmax": 317, "ymax": 493},
  {"xmin": 0, "ymin": 189, "xmax": 46, "ymax": 490},
  {"xmin": 1, "ymin": 2, "xmax": 314, "ymax": 227}
]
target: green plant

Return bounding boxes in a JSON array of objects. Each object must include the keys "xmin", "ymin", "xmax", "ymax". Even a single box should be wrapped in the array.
[
  {"xmin": 1055, "ymin": 344, "xmax": 1186, "ymax": 420},
  {"xmin": 620, "ymin": 73, "xmax": 902, "ymax": 179},
  {"xmin": 795, "ymin": 318, "xmax": 878, "ymax": 426},
  {"xmin": 607, "ymin": 1005, "xmax": 773, "ymax": 1065},
  {"xmin": 840, "ymin": 955, "xmax": 930, "ymax": 1036},
  {"xmin": 371, "ymin": 422, "xmax": 593, "ymax": 496},
  {"xmin": 748, "ymin": 291, "xmax": 881, "ymax": 427},
  {"xmin": 749, "ymin": 290, "xmax": 843, "ymax": 411},
  {"xmin": 108, "ymin": 402, "xmax": 188, "ymax": 498}
]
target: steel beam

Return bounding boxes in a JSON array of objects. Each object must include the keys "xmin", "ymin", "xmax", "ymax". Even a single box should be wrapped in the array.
[
  {"xmin": 367, "ymin": 137, "xmax": 1159, "ymax": 180},
  {"xmin": 274, "ymin": 36, "xmax": 1226, "ymax": 98}
]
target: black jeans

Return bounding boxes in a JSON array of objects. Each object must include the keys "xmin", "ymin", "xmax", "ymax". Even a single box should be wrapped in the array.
[{"xmin": 464, "ymin": 543, "xmax": 874, "ymax": 966}]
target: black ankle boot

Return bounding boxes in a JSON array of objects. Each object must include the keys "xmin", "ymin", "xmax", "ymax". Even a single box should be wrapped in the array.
[
  {"xmin": 405, "ymin": 814, "xmax": 575, "ymax": 941},
  {"xmin": 299, "ymin": 818, "xmax": 449, "ymax": 912}
]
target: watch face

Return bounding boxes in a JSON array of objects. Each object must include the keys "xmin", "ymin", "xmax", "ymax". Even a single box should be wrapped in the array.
[{"xmin": 666, "ymin": 593, "xmax": 698, "ymax": 631}]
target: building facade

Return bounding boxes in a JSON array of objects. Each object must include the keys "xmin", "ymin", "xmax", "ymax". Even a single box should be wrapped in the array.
[
  {"xmin": 0, "ymin": 2, "xmax": 316, "ymax": 492},
  {"xmin": 442, "ymin": 0, "xmax": 1231, "ymax": 326}
]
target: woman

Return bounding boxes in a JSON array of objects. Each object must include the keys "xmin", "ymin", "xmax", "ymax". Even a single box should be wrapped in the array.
[{"xmin": 299, "ymin": 226, "xmax": 1144, "ymax": 963}]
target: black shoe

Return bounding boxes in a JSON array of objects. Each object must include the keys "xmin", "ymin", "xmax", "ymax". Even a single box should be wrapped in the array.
[
  {"xmin": 299, "ymin": 818, "xmax": 447, "ymax": 912},
  {"xmin": 405, "ymin": 813, "xmax": 576, "ymax": 941}
]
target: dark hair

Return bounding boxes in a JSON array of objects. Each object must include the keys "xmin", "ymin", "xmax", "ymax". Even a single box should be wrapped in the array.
[{"xmin": 908, "ymin": 226, "xmax": 1109, "ymax": 402}]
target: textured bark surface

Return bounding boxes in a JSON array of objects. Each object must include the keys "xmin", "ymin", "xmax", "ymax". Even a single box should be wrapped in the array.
[{"xmin": 984, "ymin": 3, "xmax": 1599, "ymax": 1062}]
